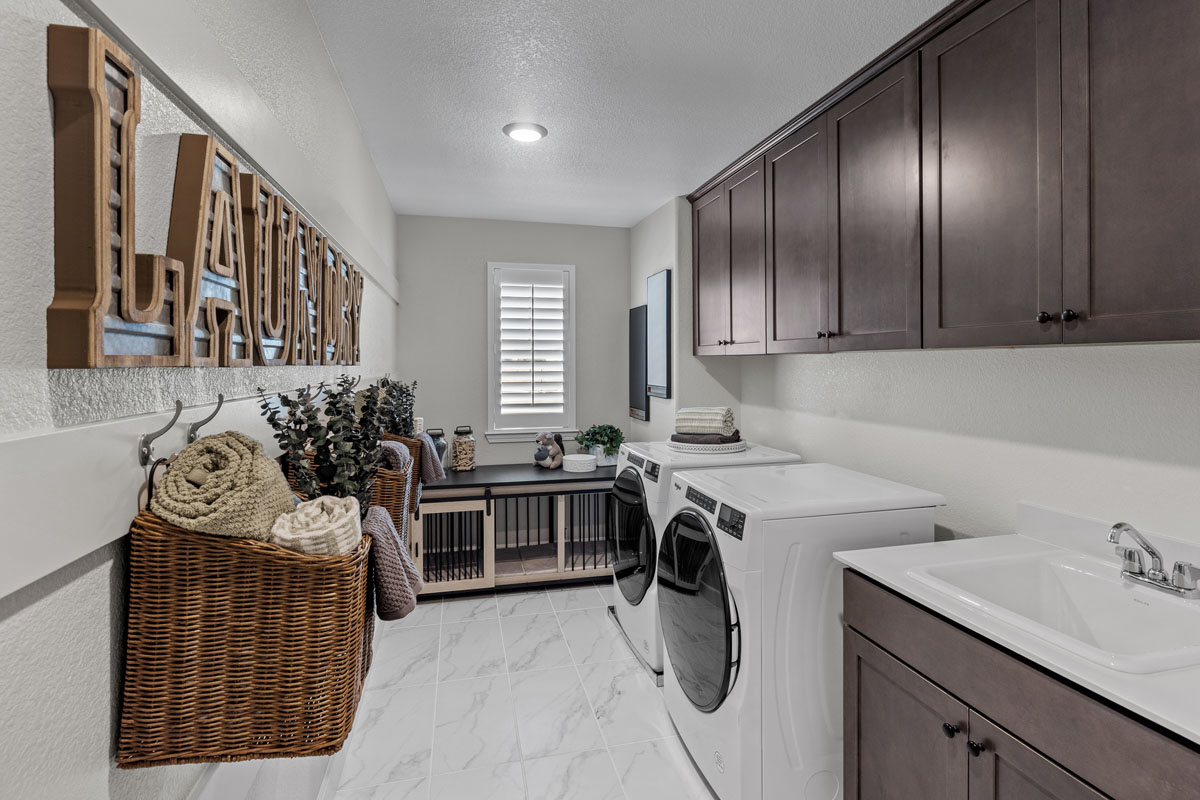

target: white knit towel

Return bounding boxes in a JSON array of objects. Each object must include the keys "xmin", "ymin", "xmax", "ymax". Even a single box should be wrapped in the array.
[
  {"xmin": 271, "ymin": 495, "xmax": 362, "ymax": 556},
  {"xmin": 675, "ymin": 406, "xmax": 736, "ymax": 436}
]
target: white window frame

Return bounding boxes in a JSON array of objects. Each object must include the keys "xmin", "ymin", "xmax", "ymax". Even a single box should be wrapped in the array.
[{"xmin": 486, "ymin": 262, "xmax": 577, "ymax": 443}]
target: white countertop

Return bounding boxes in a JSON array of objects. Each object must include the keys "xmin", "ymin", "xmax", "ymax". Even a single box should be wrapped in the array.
[{"xmin": 835, "ymin": 504, "xmax": 1200, "ymax": 747}]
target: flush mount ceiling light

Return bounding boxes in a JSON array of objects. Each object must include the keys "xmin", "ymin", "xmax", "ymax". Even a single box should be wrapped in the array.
[{"xmin": 503, "ymin": 122, "xmax": 548, "ymax": 143}]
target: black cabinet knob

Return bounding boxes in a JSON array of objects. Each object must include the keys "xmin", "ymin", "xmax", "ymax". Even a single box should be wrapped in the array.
[
  {"xmin": 825, "ymin": 330, "xmax": 836, "ymax": 338},
  {"xmin": 942, "ymin": 723, "xmax": 960, "ymax": 739},
  {"xmin": 1061, "ymin": 309, "xmax": 1079, "ymax": 323},
  {"xmin": 1036, "ymin": 311, "xmax": 1053, "ymax": 324},
  {"xmin": 967, "ymin": 740, "xmax": 986, "ymax": 757},
  {"xmin": 816, "ymin": 331, "xmax": 827, "ymax": 339}
]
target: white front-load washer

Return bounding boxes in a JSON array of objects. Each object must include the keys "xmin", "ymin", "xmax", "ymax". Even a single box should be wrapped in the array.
[
  {"xmin": 659, "ymin": 463, "xmax": 945, "ymax": 800},
  {"xmin": 609, "ymin": 441, "xmax": 802, "ymax": 681}
]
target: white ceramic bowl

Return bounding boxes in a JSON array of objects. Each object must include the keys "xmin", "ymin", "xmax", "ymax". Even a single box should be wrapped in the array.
[{"xmin": 562, "ymin": 454, "xmax": 597, "ymax": 472}]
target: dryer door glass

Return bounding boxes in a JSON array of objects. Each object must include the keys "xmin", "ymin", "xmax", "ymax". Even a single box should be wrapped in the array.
[
  {"xmin": 610, "ymin": 467, "xmax": 655, "ymax": 605},
  {"xmin": 658, "ymin": 509, "xmax": 735, "ymax": 712}
]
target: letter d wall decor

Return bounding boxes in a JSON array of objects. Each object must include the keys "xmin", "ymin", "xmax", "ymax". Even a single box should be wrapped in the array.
[{"xmin": 45, "ymin": 25, "xmax": 364, "ymax": 369}]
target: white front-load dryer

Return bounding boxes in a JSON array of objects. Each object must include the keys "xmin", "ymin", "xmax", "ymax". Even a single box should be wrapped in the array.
[
  {"xmin": 609, "ymin": 441, "xmax": 802, "ymax": 680},
  {"xmin": 659, "ymin": 463, "xmax": 945, "ymax": 800}
]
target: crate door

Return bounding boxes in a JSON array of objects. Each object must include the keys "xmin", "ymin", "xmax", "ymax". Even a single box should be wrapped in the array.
[{"xmin": 412, "ymin": 499, "xmax": 496, "ymax": 593}]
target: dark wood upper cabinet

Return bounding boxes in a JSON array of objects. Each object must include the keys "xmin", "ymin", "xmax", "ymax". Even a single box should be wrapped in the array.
[
  {"xmin": 692, "ymin": 183, "xmax": 730, "ymax": 356},
  {"xmin": 726, "ymin": 158, "xmax": 767, "ymax": 354},
  {"xmin": 844, "ymin": 630, "xmax": 967, "ymax": 800},
  {"xmin": 829, "ymin": 53, "xmax": 922, "ymax": 351},
  {"xmin": 692, "ymin": 159, "xmax": 767, "ymax": 356},
  {"xmin": 765, "ymin": 117, "xmax": 829, "ymax": 354},
  {"xmin": 1061, "ymin": 0, "xmax": 1200, "ymax": 343},
  {"xmin": 922, "ymin": 0, "xmax": 1063, "ymax": 348}
]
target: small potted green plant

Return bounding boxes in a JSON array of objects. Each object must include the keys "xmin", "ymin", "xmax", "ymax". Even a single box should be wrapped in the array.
[{"xmin": 575, "ymin": 424, "xmax": 624, "ymax": 467}]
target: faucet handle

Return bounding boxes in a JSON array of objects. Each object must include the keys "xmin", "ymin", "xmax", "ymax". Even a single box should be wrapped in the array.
[
  {"xmin": 1172, "ymin": 562, "xmax": 1198, "ymax": 591},
  {"xmin": 1116, "ymin": 545, "xmax": 1145, "ymax": 575}
]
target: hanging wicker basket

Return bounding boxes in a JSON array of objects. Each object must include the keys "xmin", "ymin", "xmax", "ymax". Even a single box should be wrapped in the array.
[
  {"xmin": 381, "ymin": 433, "xmax": 422, "ymax": 507},
  {"xmin": 117, "ymin": 512, "xmax": 373, "ymax": 768}
]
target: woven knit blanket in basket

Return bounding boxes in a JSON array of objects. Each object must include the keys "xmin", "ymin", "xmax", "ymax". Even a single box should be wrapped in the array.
[
  {"xmin": 271, "ymin": 495, "xmax": 362, "ymax": 556},
  {"xmin": 150, "ymin": 431, "xmax": 294, "ymax": 541}
]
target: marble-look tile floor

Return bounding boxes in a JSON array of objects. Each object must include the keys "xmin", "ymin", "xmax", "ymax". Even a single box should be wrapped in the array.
[{"xmin": 333, "ymin": 581, "xmax": 715, "ymax": 800}]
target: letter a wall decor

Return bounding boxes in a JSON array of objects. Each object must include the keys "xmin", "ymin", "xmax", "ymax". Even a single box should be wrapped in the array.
[{"xmin": 45, "ymin": 25, "xmax": 363, "ymax": 369}]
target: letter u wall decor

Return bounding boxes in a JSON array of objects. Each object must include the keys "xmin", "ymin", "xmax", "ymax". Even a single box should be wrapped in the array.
[{"xmin": 44, "ymin": 24, "xmax": 364, "ymax": 369}]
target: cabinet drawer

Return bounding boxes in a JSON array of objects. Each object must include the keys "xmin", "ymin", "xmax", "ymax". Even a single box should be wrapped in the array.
[{"xmin": 844, "ymin": 570, "xmax": 1200, "ymax": 799}]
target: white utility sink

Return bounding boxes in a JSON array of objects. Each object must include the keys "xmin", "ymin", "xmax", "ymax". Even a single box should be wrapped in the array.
[{"xmin": 909, "ymin": 551, "xmax": 1200, "ymax": 674}]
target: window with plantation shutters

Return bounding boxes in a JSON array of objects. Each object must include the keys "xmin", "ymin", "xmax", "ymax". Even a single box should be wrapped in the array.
[{"xmin": 487, "ymin": 263, "xmax": 577, "ymax": 438}]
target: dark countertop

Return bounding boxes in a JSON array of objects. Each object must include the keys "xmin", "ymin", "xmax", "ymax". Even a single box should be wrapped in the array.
[{"xmin": 423, "ymin": 463, "xmax": 618, "ymax": 491}]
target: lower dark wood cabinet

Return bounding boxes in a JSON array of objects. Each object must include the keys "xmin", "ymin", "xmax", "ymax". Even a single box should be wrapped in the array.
[{"xmin": 844, "ymin": 571, "xmax": 1200, "ymax": 799}]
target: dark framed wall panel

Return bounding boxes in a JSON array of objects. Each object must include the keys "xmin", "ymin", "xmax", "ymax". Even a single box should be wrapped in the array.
[
  {"xmin": 921, "ymin": 0, "xmax": 1064, "ymax": 348},
  {"xmin": 1060, "ymin": 0, "xmax": 1200, "ymax": 344},
  {"xmin": 628, "ymin": 305, "xmax": 649, "ymax": 421},
  {"xmin": 692, "ymin": 184, "xmax": 729, "ymax": 355},
  {"xmin": 765, "ymin": 116, "xmax": 829, "ymax": 354},
  {"xmin": 828, "ymin": 53, "xmax": 922, "ymax": 352}
]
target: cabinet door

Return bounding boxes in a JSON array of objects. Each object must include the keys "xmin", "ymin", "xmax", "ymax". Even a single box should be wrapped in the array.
[
  {"xmin": 968, "ymin": 713, "xmax": 1109, "ymax": 800},
  {"xmin": 828, "ymin": 54, "xmax": 921, "ymax": 351},
  {"xmin": 692, "ymin": 183, "xmax": 730, "ymax": 355},
  {"xmin": 845, "ymin": 630, "xmax": 968, "ymax": 800},
  {"xmin": 765, "ymin": 117, "xmax": 829, "ymax": 354},
  {"xmin": 1061, "ymin": 0, "xmax": 1200, "ymax": 343},
  {"xmin": 726, "ymin": 158, "xmax": 767, "ymax": 355},
  {"xmin": 922, "ymin": 0, "xmax": 1063, "ymax": 348},
  {"xmin": 768, "ymin": 116, "xmax": 825, "ymax": 352}
]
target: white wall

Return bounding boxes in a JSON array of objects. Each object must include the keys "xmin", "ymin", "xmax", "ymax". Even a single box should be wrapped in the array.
[
  {"xmin": 628, "ymin": 197, "xmax": 740, "ymax": 442},
  {"xmin": 738, "ymin": 345, "xmax": 1200, "ymax": 542},
  {"xmin": 0, "ymin": 0, "xmax": 399, "ymax": 796},
  {"xmin": 395, "ymin": 215, "xmax": 631, "ymax": 465}
]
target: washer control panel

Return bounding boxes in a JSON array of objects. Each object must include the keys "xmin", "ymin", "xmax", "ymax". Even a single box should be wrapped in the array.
[
  {"xmin": 628, "ymin": 452, "xmax": 645, "ymax": 468},
  {"xmin": 643, "ymin": 460, "xmax": 660, "ymax": 482},
  {"xmin": 685, "ymin": 486, "xmax": 717, "ymax": 514},
  {"xmin": 717, "ymin": 504, "xmax": 746, "ymax": 540}
]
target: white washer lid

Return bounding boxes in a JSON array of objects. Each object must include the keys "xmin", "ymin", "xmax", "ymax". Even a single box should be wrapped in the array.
[
  {"xmin": 623, "ymin": 440, "xmax": 801, "ymax": 469},
  {"xmin": 680, "ymin": 462, "xmax": 946, "ymax": 520}
]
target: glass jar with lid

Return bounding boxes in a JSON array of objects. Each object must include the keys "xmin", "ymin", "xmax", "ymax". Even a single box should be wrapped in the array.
[
  {"xmin": 450, "ymin": 425, "xmax": 476, "ymax": 471},
  {"xmin": 425, "ymin": 427, "xmax": 448, "ymax": 466}
]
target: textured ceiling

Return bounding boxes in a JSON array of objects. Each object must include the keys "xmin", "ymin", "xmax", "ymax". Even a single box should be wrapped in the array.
[{"xmin": 307, "ymin": 0, "xmax": 950, "ymax": 227}]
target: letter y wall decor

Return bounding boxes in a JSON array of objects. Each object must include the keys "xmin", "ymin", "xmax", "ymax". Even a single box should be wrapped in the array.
[{"xmin": 45, "ymin": 25, "xmax": 364, "ymax": 369}]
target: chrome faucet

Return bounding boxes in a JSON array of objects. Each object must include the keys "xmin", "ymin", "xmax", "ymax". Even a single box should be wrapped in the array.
[{"xmin": 1107, "ymin": 522, "xmax": 1200, "ymax": 599}]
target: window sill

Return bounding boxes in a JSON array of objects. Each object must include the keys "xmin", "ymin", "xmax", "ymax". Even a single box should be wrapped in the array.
[{"xmin": 485, "ymin": 429, "xmax": 579, "ymax": 444}]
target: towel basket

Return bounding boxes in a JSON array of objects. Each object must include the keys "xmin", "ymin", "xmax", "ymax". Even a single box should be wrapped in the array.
[
  {"xmin": 285, "ymin": 455, "xmax": 413, "ymax": 534},
  {"xmin": 117, "ymin": 512, "xmax": 373, "ymax": 768},
  {"xmin": 381, "ymin": 433, "xmax": 422, "ymax": 507}
]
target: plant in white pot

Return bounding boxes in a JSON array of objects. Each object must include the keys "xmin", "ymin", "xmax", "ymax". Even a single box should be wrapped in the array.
[{"xmin": 575, "ymin": 424, "xmax": 624, "ymax": 467}]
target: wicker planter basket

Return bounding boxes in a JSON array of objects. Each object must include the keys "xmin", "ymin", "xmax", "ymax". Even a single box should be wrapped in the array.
[
  {"xmin": 117, "ymin": 512, "xmax": 373, "ymax": 768},
  {"xmin": 381, "ymin": 433, "xmax": 422, "ymax": 507}
]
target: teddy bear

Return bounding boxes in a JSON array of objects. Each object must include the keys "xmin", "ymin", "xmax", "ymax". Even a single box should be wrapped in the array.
[{"xmin": 533, "ymin": 431, "xmax": 565, "ymax": 469}]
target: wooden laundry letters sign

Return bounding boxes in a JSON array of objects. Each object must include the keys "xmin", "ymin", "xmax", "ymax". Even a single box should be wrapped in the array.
[{"xmin": 45, "ymin": 25, "xmax": 364, "ymax": 369}]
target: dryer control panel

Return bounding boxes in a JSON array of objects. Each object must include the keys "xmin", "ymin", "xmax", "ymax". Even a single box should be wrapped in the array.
[
  {"xmin": 717, "ymin": 504, "xmax": 746, "ymax": 540},
  {"xmin": 684, "ymin": 486, "xmax": 717, "ymax": 514},
  {"xmin": 627, "ymin": 452, "xmax": 645, "ymax": 468},
  {"xmin": 643, "ymin": 460, "xmax": 660, "ymax": 482}
]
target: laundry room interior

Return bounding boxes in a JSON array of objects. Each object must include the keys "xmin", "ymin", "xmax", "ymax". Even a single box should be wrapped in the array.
[{"xmin": 2, "ymin": 0, "xmax": 1200, "ymax": 799}]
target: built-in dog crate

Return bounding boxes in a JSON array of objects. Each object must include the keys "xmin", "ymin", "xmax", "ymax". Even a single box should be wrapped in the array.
[{"xmin": 410, "ymin": 464, "xmax": 616, "ymax": 594}]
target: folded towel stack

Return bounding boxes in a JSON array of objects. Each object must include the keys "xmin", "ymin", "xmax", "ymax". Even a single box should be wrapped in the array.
[
  {"xmin": 669, "ymin": 429, "xmax": 742, "ymax": 445},
  {"xmin": 150, "ymin": 431, "xmax": 295, "ymax": 541},
  {"xmin": 363, "ymin": 506, "xmax": 424, "ymax": 620},
  {"xmin": 270, "ymin": 495, "xmax": 362, "ymax": 556},
  {"xmin": 675, "ymin": 406, "xmax": 736, "ymax": 436}
]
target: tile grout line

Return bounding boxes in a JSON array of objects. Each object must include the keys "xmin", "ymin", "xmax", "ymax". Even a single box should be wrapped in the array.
[
  {"xmin": 425, "ymin": 599, "xmax": 445, "ymax": 795},
  {"xmin": 550, "ymin": 585, "xmax": 633, "ymax": 800},
  {"xmin": 498, "ymin": 590, "xmax": 538, "ymax": 800}
]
